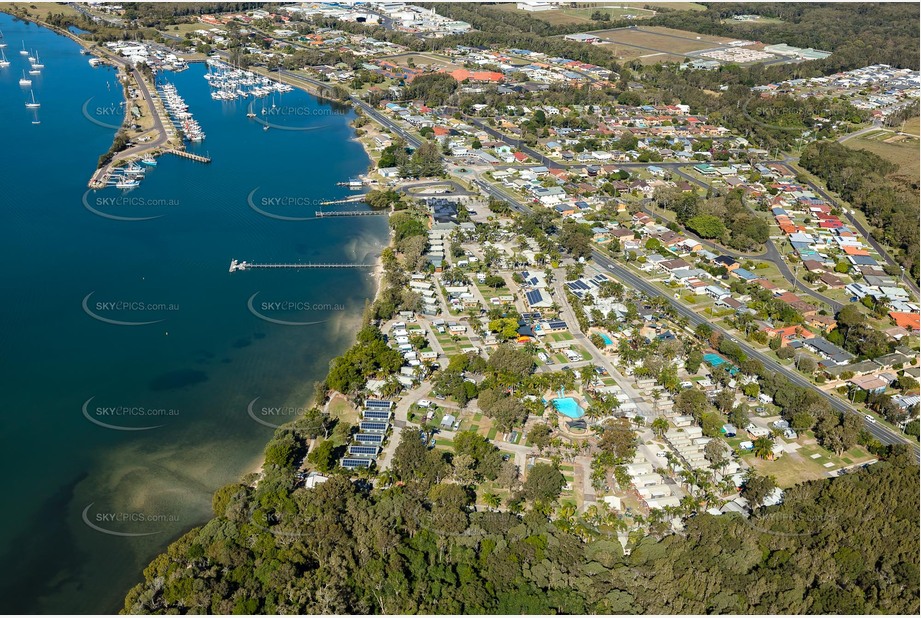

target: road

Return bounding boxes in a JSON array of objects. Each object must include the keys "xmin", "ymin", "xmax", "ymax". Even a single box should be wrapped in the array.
[
  {"xmin": 471, "ymin": 160, "xmax": 916, "ymax": 454},
  {"xmin": 591, "ymin": 249, "xmax": 918, "ymax": 455},
  {"xmin": 549, "ymin": 270, "xmax": 659, "ymax": 420},
  {"xmin": 776, "ymin": 161, "xmax": 918, "ymax": 296}
]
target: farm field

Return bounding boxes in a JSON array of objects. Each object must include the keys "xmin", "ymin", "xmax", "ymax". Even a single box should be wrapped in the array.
[
  {"xmin": 620, "ymin": 1, "xmax": 706, "ymax": 10},
  {"xmin": 846, "ymin": 126, "xmax": 920, "ymax": 184},
  {"xmin": 492, "ymin": 3, "xmax": 655, "ymax": 26},
  {"xmin": 588, "ymin": 25, "xmax": 738, "ymax": 56}
]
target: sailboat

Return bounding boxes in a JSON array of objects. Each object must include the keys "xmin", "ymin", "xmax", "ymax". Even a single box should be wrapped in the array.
[
  {"xmin": 0, "ymin": 49, "xmax": 9, "ymax": 68},
  {"xmin": 0, "ymin": 29, "xmax": 6, "ymax": 48},
  {"xmin": 31, "ymin": 51, "xmax": 44, "ymax": 69},
  {"xmin": 19, "ymin": 70, "xmax": 31, "ymax": 86},
  {"xmin": 20, "ymin": 41, "xmax": 28, "ymax": 56},
  {"xmin": 25, "ymin": 90, "xmax": 40, "ymax": 109},
  {"xmin": 27, "ymin": 51, "xmax": 35, "ymax": 63}
]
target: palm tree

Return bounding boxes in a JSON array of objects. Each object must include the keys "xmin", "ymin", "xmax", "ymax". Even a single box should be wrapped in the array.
[
  {"xmin": 651, "ymin": 417, "xmax": 669, "ymax": 438},
  {"xmin": 753, "ymin": 436, "xmax": 774, "ymax": 460},
  {"xmin": 483, "ymin": 492, "xmax": 501, "ymax": 511}
]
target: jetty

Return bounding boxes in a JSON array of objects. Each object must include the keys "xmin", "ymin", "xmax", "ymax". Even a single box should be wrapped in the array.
[
  {"xmin": 230, "ymin": 259, "xmax": 373, "ymax": 272},
  {"xmin": 315, "ymin": 210, "xmax": 388, "ymax": 218},
  {"xmin": 163, "ymin": 149, "xmax": 211, "ymax": 163},
  {"xmin": 318, "ymin": 195, "xmax": 366, "ymax": 206}
]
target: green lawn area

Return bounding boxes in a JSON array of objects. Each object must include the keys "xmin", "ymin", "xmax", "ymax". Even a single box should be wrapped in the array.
[
  {"xmin": 328, "ymin": 396, "xmax": 359, "ymax": 425},
  {"xmin": 476, "ymin": 282, "xmax": 511, "ymax": 298},
  {"xmin": 545, "ymin": 332, "xmax": 576, "ymax": 342},
  {"xmin": 487, "ymin": 427, "xmax": 498, "ymax": 440},
  {"xmin": 434, "ymin": 438, "xmax": 455, "ymax": 449}
]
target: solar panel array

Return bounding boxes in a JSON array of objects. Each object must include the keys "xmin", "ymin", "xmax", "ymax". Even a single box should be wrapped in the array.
[
  {"xmin": 348, "ymin": 444, "xmax": 380, "ymax": 457},
  {"xmin": 359, "ymin": 421, "xmax": 389, "ymax": 433},
  {"xmin": 362, "ymin": 408, "xmax": 392, "ymax": 420},
  {"xmin": 525, "ymin": 290, "xmax": 544, "ymax": 305},
  {"xmin": 354, "ymin": 433, "xmax": 384, "ymax": 444},
  {"xmin": 364, "ymin": 399, "xmax": 393, "ymax": 410},
  {"xmin": 340, "ymin": 458, "xmax": 373, "ymax": 469}
]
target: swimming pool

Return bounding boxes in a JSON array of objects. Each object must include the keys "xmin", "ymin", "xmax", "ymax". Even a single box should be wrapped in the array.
[
  {"xmin": 599, "ymin": 333, "xmax": 613, "ymax": 345},
  {"xmin": 552, "ymin": 397, "xmax": 585, "ymax": 419}
]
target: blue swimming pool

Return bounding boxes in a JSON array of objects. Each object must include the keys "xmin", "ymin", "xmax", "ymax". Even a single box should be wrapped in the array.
[
  {"xmin": 553, "ymin": 397, "xmax": 585, "ymax": 419},
  {"xmin": 600, "ymin": 333, "xmax": 613, "ymax": 345}
]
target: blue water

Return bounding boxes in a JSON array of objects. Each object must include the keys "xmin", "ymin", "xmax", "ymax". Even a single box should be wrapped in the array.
[
  {"xmin": 600, "ymin": 333, "xmax": 613, "ymax": 345},
  {"xmin": 0, "ymin": 14, "xmax": 386, "ymax": 614},
  {"xmin": 553, "ymin": 397, "xmax": 585, "ymax": 419}
]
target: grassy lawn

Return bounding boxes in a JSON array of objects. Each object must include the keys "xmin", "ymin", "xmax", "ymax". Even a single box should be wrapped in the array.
[
  {"xmin": 845, "ymin": 132, "xmax": 920, "ymax": 184},
  {"xmin": 328, "ymin": 395, "xmax": 359, "ymax": 425},
  {"xmin": 0, "ymin": 2, "xmax": 84, "ymax": 20},
  {"xmin": 487, "ymin": 427, "xmax": 498, "ymax": 440},
  {"xmin": 742, "ymin": 451, "xmax": 829, "ymax": 487}
]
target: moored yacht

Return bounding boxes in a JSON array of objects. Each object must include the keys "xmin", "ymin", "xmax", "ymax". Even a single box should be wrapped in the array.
[
  {"xmin": 19, "ymin": 70, "xmax": 31, "ymax": 86},
  {"xmin": 25, "ymin": 90, "xmax": 40, "ymax": 109}
]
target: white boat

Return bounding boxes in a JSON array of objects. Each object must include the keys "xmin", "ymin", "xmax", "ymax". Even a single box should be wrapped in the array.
[
  {"xmin": 27, "ymin": 53, "xmax": 34, "ymax": 63},
  {"xmin": 19, "ymin": 41, "xmax": 28, "ymax": 56},
  {"xmin": 31, "ymin": 52, "xmax": 43, "ymax": 69},
  {"xmin": 25, "ymin": 90, "xmax": 40, "ymax": 109},
  {"xmin": 88, "ymin": 57, "xmax": 102, "ymax": 67},
  {"xmin": 116, "ymin": 178, "xmax": 140, "ymax": 189},
  {"xmin": 0, "ymin": 29, "xmax": 6, "ymax": 49},
  {"xmin": 19, "ymin": 70, "xmax": 31, "ymax": 86},
  {"xmin": 28, "ymin": 66, "xmax": 41, "ymax": 75},
  {"xmin": 0, "ymin": 49, "xmax": 9, "ymax": 68},
  {"xmin": 141, "ymin": 156, "xmax": 157, "ymax": 166}
]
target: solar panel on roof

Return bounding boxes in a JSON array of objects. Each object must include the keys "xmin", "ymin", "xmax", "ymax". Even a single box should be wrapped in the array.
[
  {"xmin": 364, "ymin": 399, "xmax": 393, "ymax": 410},
  {"xmin": 359, "ymin": 421, "xmax": 389, "ymax": 433},
  {"xmin": 340, "ymin": 458, "xmax": 373, "ymax": 469},
  {"xmin": 348, "ymin": 445, "xmax": 380, "ymax": 457},
  {"xmin": 355, "ymin": 433, "xmax": 384, "ymax": 444},
  {"xmin": 362, "ymin": 409, "xmax": 392, "ymax": 420}
]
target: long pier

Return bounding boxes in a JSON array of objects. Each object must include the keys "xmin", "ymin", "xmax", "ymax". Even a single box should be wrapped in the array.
[
  {"xmin": 318, "ymin": 195, "xmax": 366, "ymax": 206},
  {"xmin": 315, "ymin": 210, "xmax": 389, "ymax": 218},
  {"xmin": 163, "ymin": 149, "xmax": 211, "ymax": 163},
  {"xmin": 230, "ymin": 259, "xmax": 373, "ymax": 272}
]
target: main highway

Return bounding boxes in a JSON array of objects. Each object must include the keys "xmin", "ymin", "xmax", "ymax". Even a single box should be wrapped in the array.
[
  {"xmin": 473, "ymin": 161, "xmax": 917, "ymax": 455},
  {"xmin": 272, "ymin": 64, "xmax": 914, "ymax": 451}
]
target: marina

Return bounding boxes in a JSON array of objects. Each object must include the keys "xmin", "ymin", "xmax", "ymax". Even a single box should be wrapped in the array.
[
  {"xmin": 157, "ymin": 81, "xmax": 205, "ymax": 142},
  {"xmin": 204, "ymin": 58, "xmax": 293, "ymax": 101}
]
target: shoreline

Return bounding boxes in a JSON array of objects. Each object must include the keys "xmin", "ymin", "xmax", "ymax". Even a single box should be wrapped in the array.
[
  {"xmin": 240, "ymin": 80, "xmax": 390, "ymax": 483},
  {"xmin": 1, "ymin": 9, "xmax": 180, "ymax": 184}
]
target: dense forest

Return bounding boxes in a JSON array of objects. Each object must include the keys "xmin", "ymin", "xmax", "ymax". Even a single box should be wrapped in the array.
[
  {"xmin": 800, "ymin": 140, "xmax": 919, "ymax": 278},
  {"xmin": 123, "ymin": 445, "xmax": 918, "ymax": 614}
]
